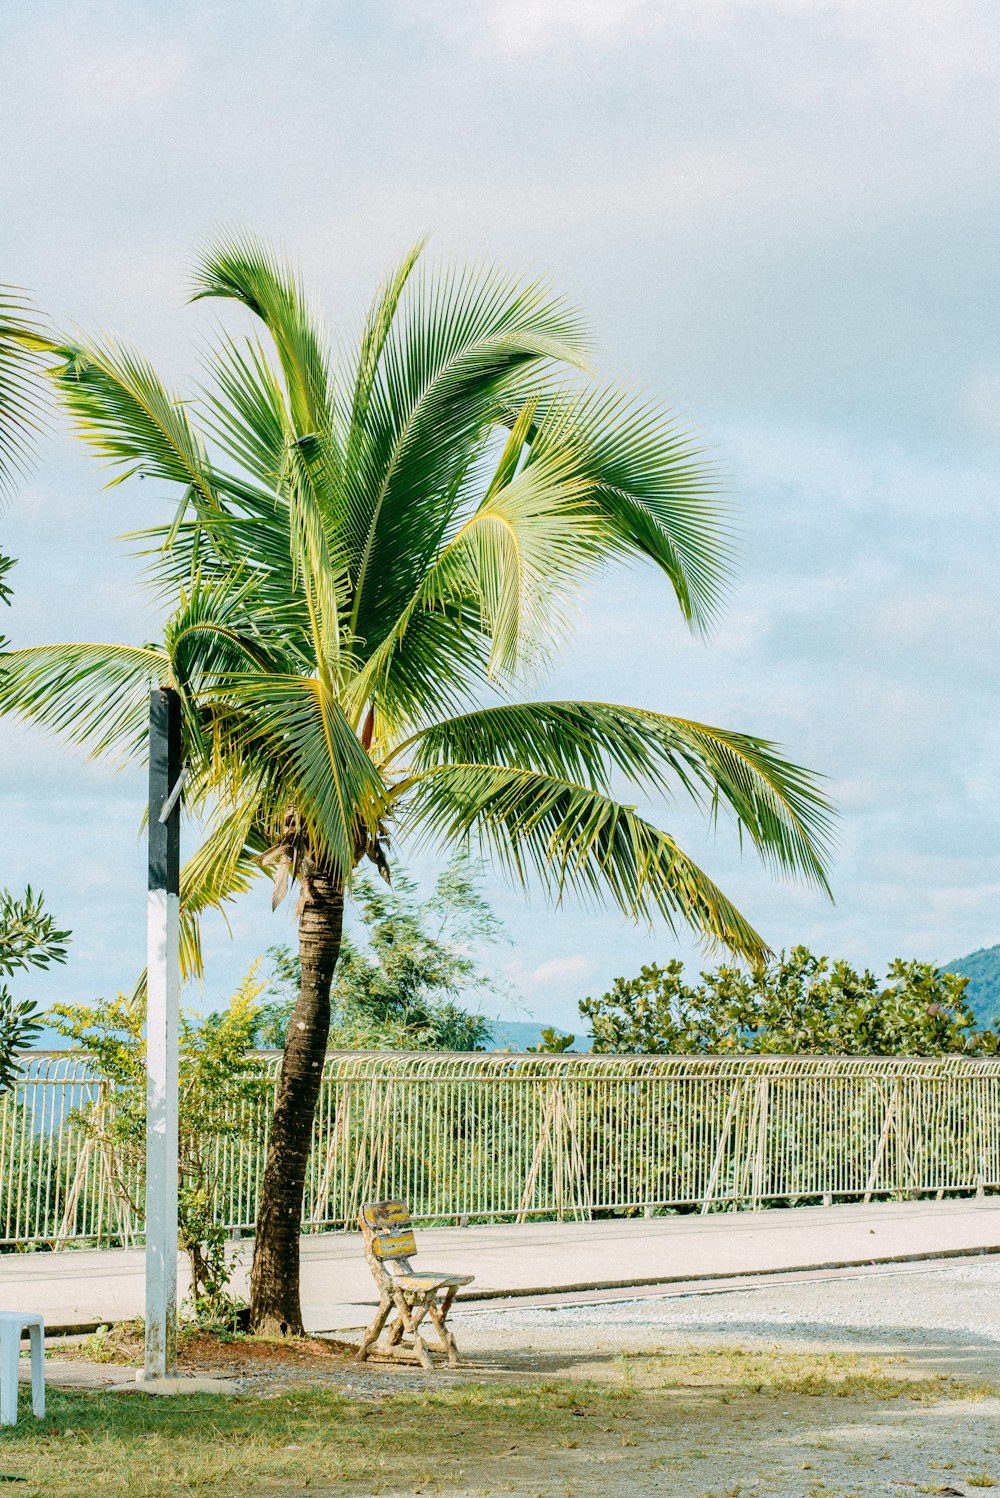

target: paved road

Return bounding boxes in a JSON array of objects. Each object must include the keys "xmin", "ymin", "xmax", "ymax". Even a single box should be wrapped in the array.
[{"xmin": 2, "ymin": 1197, "xmax": 998, "ymax": 1331}]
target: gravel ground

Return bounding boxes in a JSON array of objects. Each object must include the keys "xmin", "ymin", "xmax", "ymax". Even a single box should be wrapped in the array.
[
  {"xmin": 431, "ymin": 1264, "xmax": 1000, "ymax": 1497},
  {"xmin": 452, "ymin": 1259, "xmax": 1000, "ymax": 1357}
]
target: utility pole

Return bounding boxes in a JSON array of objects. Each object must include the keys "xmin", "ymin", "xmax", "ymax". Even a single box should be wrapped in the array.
[{"xmin": 144, "ymin": 687, "xmax": 181, "ymax": 1381}]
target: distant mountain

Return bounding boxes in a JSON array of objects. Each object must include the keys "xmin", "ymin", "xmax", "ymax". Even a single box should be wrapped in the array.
[
  {"xmin": 25, "ymin": 1017, "xmax": 589, "ymax": 1054},
  {"xmin": 484, "ymin": 1019, "xmax": 591, "ymax": 1053},
  {"xmin": 941, "ymin": 944, "xmax": 1000, "ymax": 1029}
]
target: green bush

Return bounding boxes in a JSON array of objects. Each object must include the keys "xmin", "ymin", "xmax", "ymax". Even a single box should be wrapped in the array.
[
  {"xmin": 0, "ymin": 885, "xmax": 69, "ymax": 1093},
  {"xmin": 582, "ymin": 946, "xmax": 1000, "ymax": 1056},
  {"xmin": 49, "ymin": 966, "xmax": 272, "ymax": 1324}
]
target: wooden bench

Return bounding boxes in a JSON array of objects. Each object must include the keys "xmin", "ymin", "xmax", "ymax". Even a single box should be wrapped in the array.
[{"xmin": 356, "ymin": 1200, "xmax": 474, "ymax": 1370}]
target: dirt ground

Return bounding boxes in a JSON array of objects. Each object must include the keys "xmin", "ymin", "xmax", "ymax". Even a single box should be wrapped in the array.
[{"xmin": 39, "ymin": 1305, "xmax": 1000, "ymax": 1497}]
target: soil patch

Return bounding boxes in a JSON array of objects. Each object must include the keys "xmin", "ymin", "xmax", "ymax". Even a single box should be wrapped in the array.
[{"xmin": 60, "ymin": 1320, "xmax": 358, "ymax": 1366}]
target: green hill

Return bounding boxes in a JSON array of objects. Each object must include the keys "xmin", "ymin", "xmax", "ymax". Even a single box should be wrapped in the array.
[
  {"xmin": 485, "ymin": 1020, "xmax": 590, "ymax": 1052},
  {"xmin": 942, "ymin": 944, "xmax": 1000, "ymax": 1028}
]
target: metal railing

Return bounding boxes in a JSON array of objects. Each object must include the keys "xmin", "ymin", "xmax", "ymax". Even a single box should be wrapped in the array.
[{"xmin": 2, "ymin": 1051, "xmax": 999, "ymax": 1248}]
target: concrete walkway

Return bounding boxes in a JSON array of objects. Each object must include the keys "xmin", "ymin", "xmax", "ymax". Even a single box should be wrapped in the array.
[{"xmin": 2, "ymin": 1198, "xmax": 998, "ymax": 1333}]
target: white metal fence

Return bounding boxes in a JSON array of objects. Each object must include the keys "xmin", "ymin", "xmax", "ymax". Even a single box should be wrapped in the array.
[{"xmin": 2, "ymin": 1051, "xmax": 999, "ymax": 1248}]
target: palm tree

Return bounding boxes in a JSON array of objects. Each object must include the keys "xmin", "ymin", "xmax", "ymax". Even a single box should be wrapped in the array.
[{"xmin": 0, "ymin": 236, "xmax": 833, "ymax": 1333}]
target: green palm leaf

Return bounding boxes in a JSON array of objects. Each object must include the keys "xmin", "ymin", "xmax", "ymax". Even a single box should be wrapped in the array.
[
  {"xmin": 0, "ymin": 643, "xmax": 168, "ymax": 764},
  {"xmin": 0, "ymin": 287, "xmax": 48, "ymax": 504},
  {"xmin": 190, "ymin": 232, "xmax": 333, "ymax": 445},
  {"xmin": 339, "ymin": 256, "xmax": 593, "ymax": 648},
  {"xmin": 51, "ymin": 337, "xmax": 220, "ymax": 512},
  {"xmin": 352, "ymin": 443, "xmax": 603, "ymax": 719},
  {"xmin": 399, "ymin": 700, "xmax": 833, "ymax": 891},
  {"xmin": 177, "ymin": 801, "xmax": 269, "ymax": 979},
  {"xmin": 215, "ymin": 673, "xmax": 390, "ymax": 878},
  {"xmin": 527, "ymin": 382, "xmax": 731, "ymax": 631},
  {"xmin": 398, "ymin": 760, "xmax": 767, "ymax": 960}
]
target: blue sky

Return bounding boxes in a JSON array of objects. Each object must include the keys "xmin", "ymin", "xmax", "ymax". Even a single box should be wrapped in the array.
[{"xmin": 4, "ymin": 0, "xmax": 1000, "ymax": 1035}]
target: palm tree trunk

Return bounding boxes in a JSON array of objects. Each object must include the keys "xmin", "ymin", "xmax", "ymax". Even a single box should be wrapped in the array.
[{"xmin": 249, "ymin": 872, "xmax": 344, "ymax": 1335}]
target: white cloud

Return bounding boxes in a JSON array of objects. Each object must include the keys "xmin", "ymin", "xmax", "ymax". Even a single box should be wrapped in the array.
[
  {"xmin": 528, "ymin": 955, "xmax": 595, "ymax": 987},
  {"xmin": 411, "ymin": 0, "xmax": 998, "ymax": 97}
]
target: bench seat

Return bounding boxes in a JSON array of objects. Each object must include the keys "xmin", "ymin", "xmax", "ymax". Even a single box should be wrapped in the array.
[{"xmin": 391, "ymin": 1271, "xmax": 475, "ymax": 1292}]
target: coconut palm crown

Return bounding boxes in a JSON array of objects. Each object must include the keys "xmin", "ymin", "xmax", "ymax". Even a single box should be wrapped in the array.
[{"xmin": 0, "ymin": 236, "xmax": 833, "ymax": 1331}]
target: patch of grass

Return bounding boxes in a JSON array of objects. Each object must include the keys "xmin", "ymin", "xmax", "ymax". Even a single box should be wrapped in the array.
[
  {"xmin": 634, "ymin": 1346, "xmax": 959, "ymax": 1401},
  {"xmin": 3, "ymin": 1348, "xmax": 996, "ymax": 1498},
  {"xmin": 0, "ymin": 1379, "xmax": 635, "ymax": 1497}
]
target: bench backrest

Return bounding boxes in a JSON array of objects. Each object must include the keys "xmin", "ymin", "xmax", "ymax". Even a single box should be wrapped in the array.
[{"xmin": 360, "ymin": 1199, "xmax": 416, "ymax": 1265}]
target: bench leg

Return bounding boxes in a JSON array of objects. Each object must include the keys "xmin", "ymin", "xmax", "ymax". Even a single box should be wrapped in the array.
[
  {"xmin": 428, "ymin": 1287, "xmax": 460, "ymax": 1366},
  {"xmin": 1, "ymin": 1327, "xmax": 19, "ymax": 1427},
  {"xmin": 409, "ymin": 1300, "xmax": 433, "ymax": 1374},
  {"xmin": 412, "ymin": 1336, "xmax": 433, "ymax": 1372},
  {"xmin": 28, "ymin": 1324, "xmax": 44, "ymax": 1420},
  {"xmin": 356, "ymin": 1298, "xmax": 392, "ymax": 1363},
  {"xmin": 388, "ymin": 1290, "xmax": 434, "ymax": 1371}
]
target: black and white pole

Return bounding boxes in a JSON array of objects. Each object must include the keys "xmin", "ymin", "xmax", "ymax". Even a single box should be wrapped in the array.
[{"xmin": 145, "ymin": 687, "xmax": 181, "ymax": 1381}]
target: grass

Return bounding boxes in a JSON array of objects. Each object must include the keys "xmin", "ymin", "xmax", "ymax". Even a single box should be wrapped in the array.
[
  {"xmin": 619, "ymin": 1346, "xmax": 969, "ymax": 1401},
  {"xmin": 4, "ymin": 1380, "xmax": 624, "ymax": 1496},
  {"xmin": 0, "ymin": 1347, "xmax": 993, "ymax": 1497}
]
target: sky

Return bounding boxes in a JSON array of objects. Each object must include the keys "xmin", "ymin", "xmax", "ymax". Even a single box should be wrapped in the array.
[{"xmin": 3, "ymin": 0, "xmax": 1000, "ymax": 1036}]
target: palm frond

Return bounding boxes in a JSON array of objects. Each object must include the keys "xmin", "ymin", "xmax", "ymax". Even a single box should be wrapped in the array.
[
  {"xmin": 214, "ymin": 673, "xmax": 389, "ymax": 879},
  {"xmin": 528, "ymin": 383, "xmax": 732, "ymax": 631},
  {"xmin": 398, "ymin": 700, "xmax": 834, "ymax": 891},
  {"xmin": 191, "ymin": 231, "xmax": 332, "ymax": 442},
  {"xmin": 341, "ymin": 257, "xmax": 593, "ymax": 651},
  {"xmin": 129, "ymin": 803, "xmax": 268, "ymax": 997},
  {"xmin": 362, "ymin": 443, "xmax": 601, "ymax": 699},
  {"xmin": 344, "ymin": 236, "xmax": 428, "ymax": 457},
  {"xmin": 281, "ymin": 433, "xmax": 351, "ymax": 678},
  {"xmin": 0, "ymin": 288, "xmax": 49, "ymax": 505},
  {"xmin": 199, "ymin": 333, "xmax": 289, "ymax": 490},
  {"xmin": 0, "ymin": 643, "xmax": 168, "ymax": 764},
  {"xmin": 177, "ymin": 801, "xmax": 268, "ymax": 979},
  {"xmin": 51, "ymin": 337, "xmax": 223, "ymax": 529},
  {"xmin": 398, "ymin": 760, "xmax": 768, "ymax": 961}
]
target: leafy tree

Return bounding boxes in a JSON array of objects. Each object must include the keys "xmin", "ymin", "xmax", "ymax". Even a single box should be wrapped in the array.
[
  {"xmin": 940, "ymin": 943, "xmax": 1000, "ymax": 1028},
  {"xmin": 50, "ymin": 967, "xmax": 271, "ymax": 1324},
  {"xmin": 0, "ymin": 236, "xmax": 833, "ymax": 1332},
  {"xmin": 258, "ymin": 859, "xmax": 498, "ymax": 1051},
  {"xmin": 582, "ymin": 946, "xmax": 1000, "ymax": 1056},
  {"xmin": 0, "ymin": 886, "xmax": 70, "ymax": 1093}
]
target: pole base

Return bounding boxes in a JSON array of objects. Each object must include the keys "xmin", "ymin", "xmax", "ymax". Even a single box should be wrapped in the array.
[{"xmin": 123, "ymin": 1372, "xmax": 238, "ymax": 1396}]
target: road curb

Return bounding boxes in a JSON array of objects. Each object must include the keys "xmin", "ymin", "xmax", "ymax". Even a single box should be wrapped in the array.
[
  {"xmin": 41, "ymin": 1240, "xmax": 1000, "ymax": 1336},
  {"xmin": 452, "ymin": 1239, "xmax": 1000, "ymax": 1303}
]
